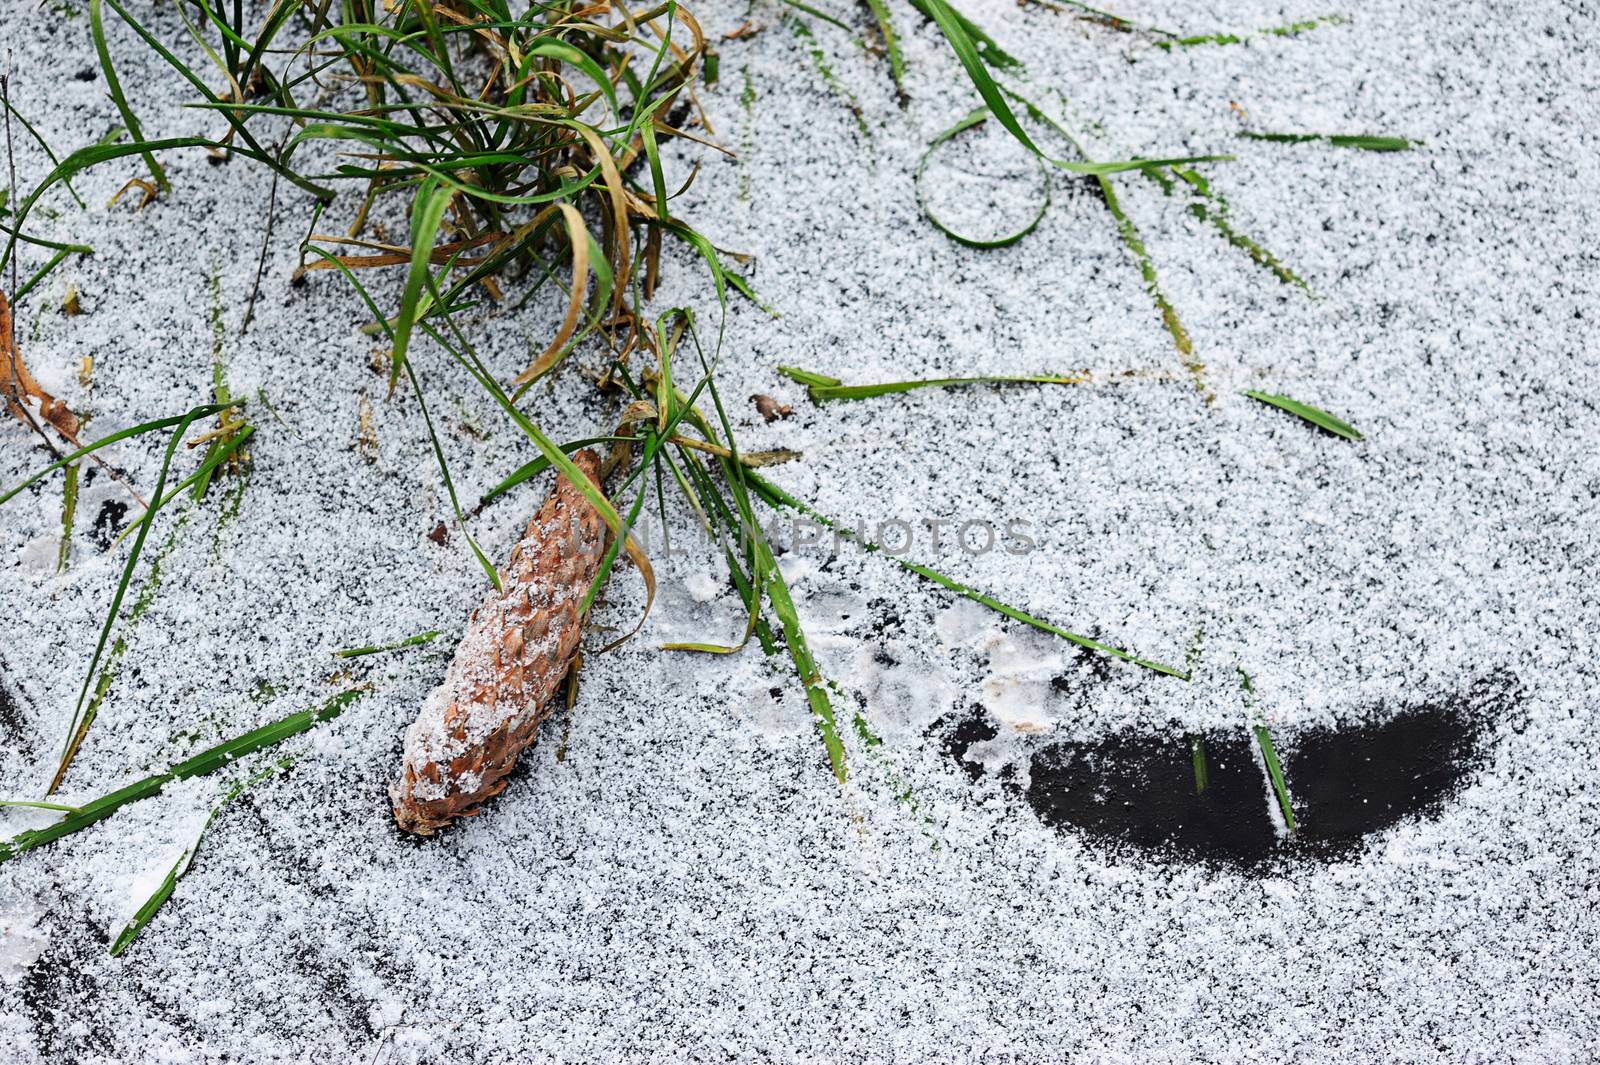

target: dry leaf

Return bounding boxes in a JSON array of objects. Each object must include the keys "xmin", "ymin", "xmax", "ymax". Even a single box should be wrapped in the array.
[
  {"xmin": 1, "ymin": 288, "xmax": 81, "ymax": 440},
  {"xmin": 751, "ymin": 393, "xmax": 792, "ymax": 423}
]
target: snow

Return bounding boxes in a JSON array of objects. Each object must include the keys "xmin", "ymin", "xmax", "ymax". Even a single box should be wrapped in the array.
[{"xmin": 1, "ymin": 0, "xmax": 1598, "ymax": 1060}]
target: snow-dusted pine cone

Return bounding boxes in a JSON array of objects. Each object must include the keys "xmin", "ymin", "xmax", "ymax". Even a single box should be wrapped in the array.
[{"xmin": 391, "ymin": 449, "xmax": 605, "ymax": 835}]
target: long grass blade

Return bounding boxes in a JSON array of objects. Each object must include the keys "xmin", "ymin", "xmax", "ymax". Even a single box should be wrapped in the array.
[
  {"xmin": 1240, "ymin": 131, "xmax": 1416, "ymax": 152},
  {"xmin": 1, "ymin": 690, "xmax": 366, "ymax": 863},
  {"xmin": 334, "ymin": 630, "xmax": 441, "ymax": 659},
  {"xmin": 109, "ymin": 755, "xmax": 289, "ymax": 956},
  {"xmin": 89, "ymin": 0, "xmax": 169, "ymax": 191},
  {"xmin": 745, "ymin": 472, "xmax": 1186, "ymax": 677},
  {"xmin": 795, "ymin": 371, "xmax": 1089, "ymax": 403}
]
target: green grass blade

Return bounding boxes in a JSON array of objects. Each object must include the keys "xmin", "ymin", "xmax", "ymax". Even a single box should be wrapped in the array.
[
  {"xmin": 745, "ymin": 472, "xmax": 1186, "ymax": 677},
  {"xmin": 1242, "ymin": 390, "xmax": 1363, "ymax": 440},
  {"xmin": 905, "ymin": 0, "xmax": 1021, "ymax": 68},
  {"xmin": 109, "ymin": 755, "xmax": 290, "ymax": 957},
  {"xmin": 1252, "ymin": 723, "xmax": 1296, "ymax": 832},
  {"xmin": 389, "ymin": 178, "xmax": 453, "ymax": 395},
  {"xmin": 1239, "ymin": 668, "xmax": 1296, "ymax": 833},
  {"xmin": 334, "ymin": 630, "xmax": 441, "ymax": 658},
  {"xmin": 1143, "ymin": 166, "xmax": 1311, "ymax": 292},
  {"xmin": 863, "ymin": 0, "xmax": 907, "ymax": 95},
  {"xmin": 918, "ymin": 0, "xmax": 1230, "ymax": 177},
  {"xmin": 52, "ymin": 404, "xmax": 220, "ymax": 793},
  {"xmin": 89, "ymin": 0, "xmax": 169, "ymax": 191},
  {"xmin": 0, "ymin": 95, "xmax": 86, "ymax": 209},
  {"xmin": 2, "ymin": 690, "xmax": 366, "ymax": 864},
  {"xmin": 110, "ymin": 426, "xmax": 256, "ymax": 549},
  {"xmin": 1097, "ymin": 175, "xmax": 1195, "ymax": 363},
  {"xmin": 0, "ymin": 799, "xmax": 80, "ymax": 815},
  {"xmin": 1240, "ymin": 131, "xmax": 1416, "ymax": 152},
  {"xmin": 725, "ymin": 271, "xmax": 778, "ymax": 317},
  {"xmin": 775, "ymin": 365, "xmax": 842, "ymax": 388},
  {"xmin": 776, "ymin": 0, "xmax": 854, "ymax": 34},
  {"xmin": 1, "ymin": 405, "xmax": 237, "ymax": 508},
  {"xmin": 477, "ymin": 435, "xmax": 631, "ymax": 508},
  {"xmin": 57, "ymin": 463, "xmax": 79, "ymax": 573},
  {"xmin": 0, "ymin": 137, "xmax": 211, "ymax": 277},
  {"xmin": 802, "ymin": 372, "xmax": 1087, "ymax": 402}
]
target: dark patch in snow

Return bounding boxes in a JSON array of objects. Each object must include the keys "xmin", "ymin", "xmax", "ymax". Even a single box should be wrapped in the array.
[
  {"xmin": 0, "ymin": 659, "xmax": 30, "ymax": 745},
  {"xmin": 934, "ymin": 709, "xmax": 997, "ymax": 783},
  {"xmin": 946, "ymin": 674, "xmax": 1515, "ymax": 869},
  {"xmin": 89, "ymin": 499, "xmax": 129, "ymax": 552}
]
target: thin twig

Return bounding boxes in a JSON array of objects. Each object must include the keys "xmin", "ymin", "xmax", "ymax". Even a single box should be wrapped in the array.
[{"xmin": 239, "ymin": 138, "xmax": 284, "ymax": 336}]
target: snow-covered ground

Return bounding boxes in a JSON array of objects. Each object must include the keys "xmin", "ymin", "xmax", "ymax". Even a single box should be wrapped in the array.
[{"xmin": 2, "ymin": 0, "xmax": 1597, "ymax": 1060}]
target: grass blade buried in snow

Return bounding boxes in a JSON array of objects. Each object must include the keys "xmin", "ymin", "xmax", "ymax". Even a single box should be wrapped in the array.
[
  {"xmin": 110, "ymin": 755, "xmax": 293, "ymax": 957},
  {"xmin": 1153, "ymin": 14, "xmax": 1348, "ymax": 49},
  {"xmin": 1240, "ymin": 131, "xmax": 1417, "ymax": 152},
  {"xmin": 1141, "ymin": 165, "xmax": 1310, "ymax": 292},
  {"xmin": 334, "ymin": 631, "xmax": 442, "ymax": 659},
  {"xmin": 1243, "ymin": 390, "xmax": 1363, "ymax": 440},
  {"xmin": 0, "ymin": 689, "xmax": 367, "ymax": 864},
  {"xmin": 745, "ymin": 472, "xmax": 1186, "ymax": 677},
  {"xmin": 778, "ymin": 365, "xmax": 1090, "ymax": 402}
]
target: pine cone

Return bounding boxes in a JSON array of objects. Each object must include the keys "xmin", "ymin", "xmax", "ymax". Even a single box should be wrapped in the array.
[{"xmin": 392, "ymin": 449, "xmax": 605, "ymax": 835}]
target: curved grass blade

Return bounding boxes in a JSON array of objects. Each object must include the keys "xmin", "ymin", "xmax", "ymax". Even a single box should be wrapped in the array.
[
  {"xmin": 0, "ymin": 137, "xmax": 212, "ymax": 277},
  {"xmin": 1242, "ymin": 390, "xmax": 1362, "ymax": 440},
  {"xmin": 915, "ymin": 107, "xmax": 1051, "ymax": 248}
]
